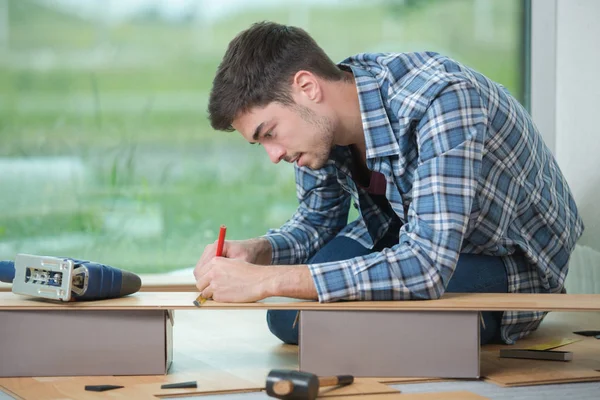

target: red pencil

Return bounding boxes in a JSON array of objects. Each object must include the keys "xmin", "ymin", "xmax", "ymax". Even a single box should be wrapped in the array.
[
  {"xmin": 215, "ymin": 225, "xmax": 227, "ymax": 257},
  {"xmin": 194, "ymin": 225, "xmax": 227, "ymax": 307}
]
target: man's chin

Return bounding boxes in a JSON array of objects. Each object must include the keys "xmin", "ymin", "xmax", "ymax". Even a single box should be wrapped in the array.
[
  {"xmin": 304, "ymin": 158, "xmax": 328, "ymax": 170},
  {"xmin": 297, "ymin": 150, "xmax": 331, "ymax": 170}
]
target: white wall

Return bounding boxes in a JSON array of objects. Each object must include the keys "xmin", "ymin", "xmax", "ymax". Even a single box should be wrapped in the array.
[{"xmin": 532, "ymin": 0, "xmax": 600, "ymax": 293}]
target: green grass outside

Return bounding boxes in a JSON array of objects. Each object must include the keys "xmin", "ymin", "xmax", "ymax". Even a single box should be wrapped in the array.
[{"xmin": 0, "ymin": 0, "xmax": 523, "ymax": 273}]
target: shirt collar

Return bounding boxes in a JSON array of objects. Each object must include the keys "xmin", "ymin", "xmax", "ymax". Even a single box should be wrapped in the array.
[{"xmin": 339, "ymin": 63, "xmax": 400, "ymax": 160}]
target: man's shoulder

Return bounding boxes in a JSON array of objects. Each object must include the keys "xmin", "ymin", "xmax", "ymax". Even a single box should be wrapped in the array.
[
  {"xmin": 342, "ymin": 52, "xmax": 476, "ymax": 119},
  {"xmin": 340, "ymin": 51, "xmax": 445, "ymax": 65},
  {"xmin": 339, "ymin": 51, "xmax": 458, "ymax": 79}
]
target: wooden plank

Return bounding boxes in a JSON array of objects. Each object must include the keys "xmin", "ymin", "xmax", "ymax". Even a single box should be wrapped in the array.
[
  {"xmin": 317, "ymin": 379, "xmax": 399, "ymax": 397},
  {"xmin": 374, "ymin": 377, "xmax": 449, "ymax": 384},
  {"xmin": 154, "ymin": 378, "xmax": 398, "ymax": 398},
  {"xmin": 139, "ymin": 274, "xmax": 197, "ymax": 292},
  {"xmin": 140, "ymin": 283, "xmax": 197, "ymax": 292},
  {"xmin": 2, "ymin": 292, "xmax": 600, "ymax": 311},
  {"xmin": 132, "ymin": 378, "xmax": 397, "ymax": 399},
  {"xmin": 0, "ymin": 377, "xmax": 397, "ymax": 399},
  {"xmin": 0, "ymin": 385, "xmax": 487, "ymax": 400},
  {"xmin": 482, "ymin": 311, "xmax": 600, "ymax": 386},
  {"xmin": 0, "ymin": 372, "xmax": 262, "ymax": 400},
  {"xmin": 483, "ymin": 364, "xmax": 600, "ymax": 387},
  {"xmin": 482, "ymin": 341, "xmax": 600, "ymax": 387}
]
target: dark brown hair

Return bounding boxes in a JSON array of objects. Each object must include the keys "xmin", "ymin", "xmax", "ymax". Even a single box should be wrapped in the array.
[{"xmin": 208, "ymin": 21, "xmax": 346, "ymax": 131}]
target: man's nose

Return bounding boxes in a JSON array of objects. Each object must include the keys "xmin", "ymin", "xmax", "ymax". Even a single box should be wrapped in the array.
[{"xmin": 264, "ymin": 144, "xmax": 285, "ymax": 164}]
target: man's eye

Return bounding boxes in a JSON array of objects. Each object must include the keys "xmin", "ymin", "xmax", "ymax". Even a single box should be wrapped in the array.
[{"xmin": 264, "ymin": 131, "xmax": 273, "ymax": 139}]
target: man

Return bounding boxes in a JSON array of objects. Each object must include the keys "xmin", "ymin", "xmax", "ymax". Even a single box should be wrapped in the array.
[{"xmin": 194, "ymin": 21, "xmax": 584, "ymax": 346}]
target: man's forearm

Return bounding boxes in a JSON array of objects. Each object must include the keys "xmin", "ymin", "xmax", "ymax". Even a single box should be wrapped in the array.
[
  {"xmin": 249, "ymin": 237, "xmax": 273, "ymax": 265},
  {"xmin": 262, "ymin": 265, "xmax": 319, "ymax": 300}
]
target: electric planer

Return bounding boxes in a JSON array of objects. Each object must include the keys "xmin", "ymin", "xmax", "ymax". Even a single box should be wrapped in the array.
[{"xmin": 0, "ymin": 253, "xmax": 141, "ymax": 301}]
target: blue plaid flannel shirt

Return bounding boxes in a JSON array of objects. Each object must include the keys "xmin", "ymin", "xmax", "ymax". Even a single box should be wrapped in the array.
[{"xmin": 263, "ymin": 52, "xmax": 584, "ymax": 344}]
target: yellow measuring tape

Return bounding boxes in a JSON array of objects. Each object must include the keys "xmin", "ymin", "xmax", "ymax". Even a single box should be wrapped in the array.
[{"xmin": 193, "ymin": 294, "xmax": 208, "ymax": 307}]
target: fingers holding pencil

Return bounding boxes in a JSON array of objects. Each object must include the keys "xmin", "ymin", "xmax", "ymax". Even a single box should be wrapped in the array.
[
  {"xmin": 193, "ymin": 225, "xmax": 228, "ymax": 280},
  {"xmin": 194, "ymin": 225, "xmax": 227, "ymax": 306}
]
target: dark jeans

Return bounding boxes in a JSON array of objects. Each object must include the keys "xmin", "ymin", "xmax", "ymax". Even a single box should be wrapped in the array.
[{"xmin": 266, "ymin": 235, "xmax": 509, "ymax": 345}]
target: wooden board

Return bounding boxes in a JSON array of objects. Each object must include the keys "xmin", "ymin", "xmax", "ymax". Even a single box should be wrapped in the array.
[
  {"xmin": 0, "ymin": 386, "xmax": 487, "ymax": 400},
  {"xmin": 317, "ymin": 379, "xmax": 399, "ymax": 397},
  {"xmin": 2, "ymin": 292, "xmax": 600, "ymax": 311},
  {"xmin": 0, "ymin": 377, "xmax": 395, "ymax": 400},
  {"xmin": 482, "ymin": 311, "xmax": 600, "ymax": 386},
  {"xmin": 374, "ymin": 378, "xmax": 450, "ymax": 384},
  {"xmin": 139, "ymin": 274, "xmax": 197, "ymax": 292},
  {"xmin": 482, "ymin": 342, "xmax": 600, "ymax": 387},
  {"xmin": 0, "ymin": 372, "xmax": 262, "ymax": 400},
  {"xmin": 140, "ymin": 283, "xmax": 197, "ymax": 292},
  {"xmin": 482, "ymin": 355, "xmax": 600, "ymax": 387}
]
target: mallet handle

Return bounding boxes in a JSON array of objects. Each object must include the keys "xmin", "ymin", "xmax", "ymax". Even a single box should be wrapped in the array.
[{"xmin": 318, "ymin": 375, "xmax": 354, "ymax": 387}]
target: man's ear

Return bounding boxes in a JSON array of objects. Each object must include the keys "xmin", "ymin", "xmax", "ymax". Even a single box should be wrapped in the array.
[{"xmin": 292, "ymin": 70, "xmax": 322, "ymax": 103}]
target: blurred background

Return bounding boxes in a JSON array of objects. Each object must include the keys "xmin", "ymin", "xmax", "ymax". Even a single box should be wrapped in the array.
[{"xmin": 0, "ymin": 0, "xmax": 526, "ymax": 274}]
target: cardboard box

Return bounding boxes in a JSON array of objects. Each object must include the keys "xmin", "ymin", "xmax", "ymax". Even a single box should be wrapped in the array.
[
  {"xmin": 0, "ymin": 309, "xmax": 173, "ymax": 377},
  {"xmin": 299, "ymin": 310, "xmax": 479, "ymax": 378}
]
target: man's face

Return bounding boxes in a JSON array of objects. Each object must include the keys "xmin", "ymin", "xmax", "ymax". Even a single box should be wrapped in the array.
[{"xmin": 232, "ymin": 101, "xmax": 336, "ymax": 170}]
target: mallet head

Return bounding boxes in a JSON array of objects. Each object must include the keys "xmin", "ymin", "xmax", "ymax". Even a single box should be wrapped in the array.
[{"xmin": 265, "ymin": 369, "xmax": 319, "ymax": 400}]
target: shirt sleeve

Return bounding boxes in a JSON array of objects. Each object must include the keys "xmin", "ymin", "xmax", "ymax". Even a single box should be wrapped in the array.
[
  {"xmin": 262, "ymin": 161, "xmax": 351, "ymax": 265},
  {"xmin": 307, "ymin": 82, "xmax": 488, "ymax": 302}
]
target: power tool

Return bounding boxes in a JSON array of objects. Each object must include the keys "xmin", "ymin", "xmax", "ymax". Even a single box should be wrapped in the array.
[{"xmin": 0, "ymin": 253, "xmax": 141, "ymax": 301}]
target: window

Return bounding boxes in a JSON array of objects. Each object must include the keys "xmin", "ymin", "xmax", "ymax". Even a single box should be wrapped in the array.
[{"xmin": 0, "ymin": 0, "xmax": 527, "ymax": 275}]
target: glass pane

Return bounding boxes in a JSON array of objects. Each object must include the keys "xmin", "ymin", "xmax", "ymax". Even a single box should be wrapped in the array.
[{"xmin": 0, "ymin": 0, "xmax": 525, "ymax": 274}]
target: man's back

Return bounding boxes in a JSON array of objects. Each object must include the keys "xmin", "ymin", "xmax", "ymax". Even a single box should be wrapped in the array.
[{"xmin": 336, "ymin": 52, "xmax": 584, "ymax": 342}]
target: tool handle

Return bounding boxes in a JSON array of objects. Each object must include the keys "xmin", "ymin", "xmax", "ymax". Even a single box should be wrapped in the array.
[
  {"xmin": 0, "ymin": 261, "xmax": 15, "ymax": 283},
  {"xmin": 75, "ymin": 261, "xmax": 123, "ymax": 300},
  {"xmin": 70, "ymin": 259, "xmax": 141, "ymax": 301},
  {"xmin": 318, "ymin": 375, "xmax": 354, "ymax": 387}
]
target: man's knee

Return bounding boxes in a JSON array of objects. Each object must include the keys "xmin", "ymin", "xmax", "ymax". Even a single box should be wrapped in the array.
[
  {"xmin": 266, "ymin": 310, "xmax": 299, "ymax": 345},
  {"xmin": 447, "ymin": 253, "xmax": 508, "ymax": 294},
  {"xmin": 266, "ymin": 236, "xmax": 373, "ymax": 344},
  {"xmin": 480, "ymin": 311, "xmax": 503, "ymax": 345}
]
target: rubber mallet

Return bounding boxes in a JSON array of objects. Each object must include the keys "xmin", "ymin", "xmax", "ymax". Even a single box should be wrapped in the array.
[{"xmin": 265, "ymin": 369, "xmax": 354, "ymax": 400}]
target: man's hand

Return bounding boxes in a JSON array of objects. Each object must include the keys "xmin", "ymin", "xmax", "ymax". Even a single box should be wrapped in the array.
[
  {"xmin": 194, "ymin": 257, "xmax": 319, "ymax": 303},
  {"xmin": 193, "ymin": 238, "xmax": 272, "ymax": 281},
  {"xmin": 195, "ymin": 257, "xmax": 276, "ymax": 303}
]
